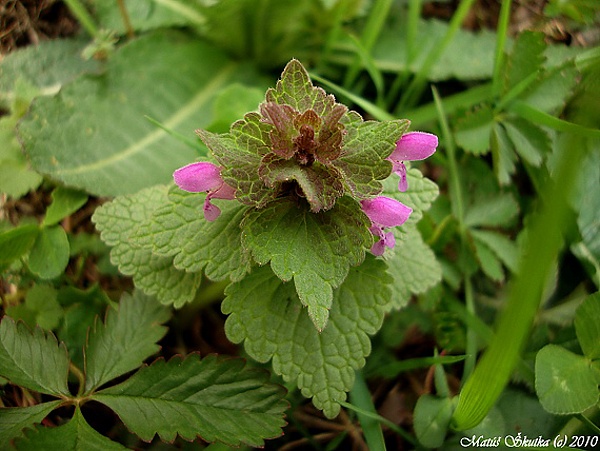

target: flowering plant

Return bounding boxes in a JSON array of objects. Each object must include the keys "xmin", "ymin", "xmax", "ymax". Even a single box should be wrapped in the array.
[{"xmin": 93, "ymin": 59, "xmax": 440, "ymax": 418}]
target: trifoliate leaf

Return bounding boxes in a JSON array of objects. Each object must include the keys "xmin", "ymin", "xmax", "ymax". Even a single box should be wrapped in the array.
[
  {"xmin": 15, "ymin": 406, "xmax": 127, "ymax": 451},
  {"xmin": 502, "ymin": 118, "xmax": 550, "ymax": 167},
  {"xmin": 335, "ymin": 114, "xmax": 408, "ymax": 198},
  {"xmin": 0, "ymin": 401, "xmax": 62, "ymax": 445},
  {"xmin": 240, "ymin": 196, "xmax": 372, "ymax": 330},
  {"xmin": 198, "ymin": 113, "xmax": 276, "ymax": 208},
  {"xmin": 92, "ymin": 186, "xmax": 201, "ymax": 307},
  {"xmin": 574, "ymin": 292, "xmax": 600, "ymax": 360},
  {"xmin": 385, "ymin": 226, "xmax": 442, "ymax": 310},
  {"xmin": 535, "ymin": 345, "xmax": 600, "ymax": 414},
  {"xmin": 223, "ymin": 257, "xmax": 391, "ymax": 418},
  {"xmin": 26, "ymin": 226, "xmax": 70, "ymax": 280},
  {"xmin": 454, "ymin": 104, "xmax": 494, "ymax": 155},
  {"xmin": 0, "ymin": 318, "xmax": 70, "ymax": 396},
  {"xmin": 93, "ymin": 354, "xmax": 287, "ymax": 447},
  {"xmin": 84, "ymin": 291, "xmax": 170, "ymax": 393},
  {"xmin": 132, "ymin": 186, "xmax": 252, "ymax": 282},
  {"xmin": 504, "ymin": 31, "xmax": 546, "ymax": 93}
]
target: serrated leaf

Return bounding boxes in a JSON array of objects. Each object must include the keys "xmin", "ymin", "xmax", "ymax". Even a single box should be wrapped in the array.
[
  {"xmin": 574, "ymin": 292, "xmax": 600, "ymax": 360},
  {"xmin": 93, "ymin": 354, "xmax": 287, "ymax": 447},
  {"xmin": 223, "ymin": 257, "xmax": 390, "ymax": 418},
  {"xmin": 198, "ymin": 113, "xmax": 276, "ymax": 208},
  {"xmin": 84, "ymin": 291, "xmax": 170, "ymax": 393},
  {"xmin": 491, "ymin": 122, "xmax": 518, "ymax": 185},
  {"xmin": 464, "ymin": 194, "xmax": 519, "ymax": 228},
  {"xmin": 383, "ymin": 168, "xmax": 440, "ymax": 229},
  {"xmin": 469, "ymin": 229, "xmax": 519, "ymax": 273},
  {"xmin": 18, "ymin": 32, "xmax": 261, "ymax": 196},
  {"xmin": 413, "ymin": 395, "xmax": 453, "ymax": 448},
  {"xmin": 132, "ymin": 186, "xmax": 252, "ymax": 282},
  {"xmin": 43, "ymin": 186, "xmax": 88, "ymax": 227},
  {"xmin": 241, "ymin": 196, "xmax": 372, "ymax": 330},
  {"xmin": 472, "ymin": 237, "xmax": 504, "ymax": 281},
  {"xmin": 535, "ymin": 345, "xmax": 600, "ymax": 414},
  {"xmin": 384, "ymin": 226, "xmax": 442, "ymax": 310},
  {"xmin": 335, "ymin": 114, "xmax": 408, "ymax": 199},
  {"xmin": 15, "ymin": 406, "xmax": 127, "ymax": 451},
  {"xmin": 0, "ymin": 401, "xmax": 62, "ymax": 445},
  {"xmin": 502, "ymin": 118, "xmax": 550, "ymax": 167},
  {"xmin": 92, "ymin": 186, "xmax": 202, "ymax": 307},
  {"xmin": 504, "ymin": 31, "xmax": 546, "ymax": 93},
  {"xmin": 521, "ymin": 62, "xmax": 578, "ymax": 114},
  {"xmin": 454, "ymin": 105, "xmax": 494, "ymax": 155},
  {"xmin": 26, "ymin": 226, "xmax": 70, "ymax": 280},
  {"xmin": 0, "ymin": 318, "xmax": 70, "ymax": 396},
  {"xmin": 0, "ymin": 224, "xmax": 39, "ymax": 267}
]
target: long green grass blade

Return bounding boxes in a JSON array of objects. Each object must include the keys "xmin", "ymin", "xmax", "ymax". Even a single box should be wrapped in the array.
[
  {"xmin": 349, "ymin": 371, "xmax": 386, "ymax": 451},
  {"xmin": 452, "ymin": 133, "xmax": 588, "ymax": 430},
  {"xmin": 491, "ymin": 0, "xmax": 512, "ymax": 98}
]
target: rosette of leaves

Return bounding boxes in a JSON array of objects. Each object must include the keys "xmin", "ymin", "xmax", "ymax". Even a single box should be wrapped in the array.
[{"xmin": 93, "ymin": 60, "xmax": 441, "ymax": 418}]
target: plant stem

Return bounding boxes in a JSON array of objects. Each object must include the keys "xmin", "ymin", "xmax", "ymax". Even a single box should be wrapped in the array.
[
  {"xmin": 63, "ymin": 0, "xmax": 99, "ymax": 38},
  {"xmin": 491, "ymin": 0, "xmax": 512, "ymax": 98},
  {"xmin": 117, "ymin": 0, "xmax": 135, "ymax": 39},
  {"xmin": 69, "ymin": 362, "xmax": 86, "ymax": 397}
]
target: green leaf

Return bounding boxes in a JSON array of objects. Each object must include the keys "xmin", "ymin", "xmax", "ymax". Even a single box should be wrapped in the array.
[
  {"xmin": 413, "ymin": 395, "xmax": 453, "ymax": 448},
  {"xmin": 93, "ymin": 354, "xmax": 287, "ymax": 447},
  {"xmin": 385, "ymin": 226, "xmax": 442, "ymax": 310},
  {"xmin": 5, "ymin": 284, "xmax": 63, "ymax": 330},
  {"xmin": 521, "ymin": 62, "xmax": 578, "ymax": 114},
  {"xmin": 208, "ymin": 83, "xmax": 266, "ymax": 133},
  {"xmin": 0, "ymin": 160, "xmax": 43, "ymax": 200},
  {"xmin": 0, "ymin": 38, "xmax": 100, "ymax": 95},
  {"xmin": 223, "ymin": 257, "xmax": 391, "ymax": 418},
  {"xmin": 469, "ymin": 229, "xmax": 519, "ymax": 273},
  {"xmin": 0, "ymin": 224, "xmax": 39, "ymax": 268},
  {"xmin": 453, "ymin": 104, "xmax": 494, "ymax": 155},
  {"xmin": 464, "ymin": 194, "xmax": 519, "ymax": 228},
  {"xmin": 198, "ymin": 113, "xmax": 276, "ymax": 208},
  {"xmin": 43, "ymin": 186, "xmax": 89, "ymax": 227},
  {"xmin": 26, "ymin": 226, "xmax": 70, "ymax": 280},
  {"xmin": 19, "ymin": 31, "xmax": 260, "ymax": 196},
  {"xmin": 502, "ymin": 118, "xmax": 550, "ymax": 167},
  {"xmin": 0, "ymin": 401, "xmax": 62, "ymax": 444},
  {"xmin": 0, "ymin": 317, "xmax": 70, "ymax": 396},
  {"xmin": 504, "ymin": 31, "xmax": 546, "ymax": 93},
  {"xmin": 472, "ymin": 237, "xmax": 504, "ymax": 281},
  {"xmin": 335, "ymin": 115, "xmax": 409, "ymax": 199},
  {"xmin": 535, "ymin": 345, "xmax": 600, "ymax": 414},
  {"xmin": 574, "ymin": 292, "xmax": 600, "ymax": 360},
  {"xmin": 92, "ymin": 186, "xmax": 202, "ymax": 307},
  {"xmin": 490, "ymin": 122, "xmax": 517, "ymax": 185},
  {"xmin": 15, "ymin": 406, "xmax": 127, "ymax": 450},
  {"xmin": 84, "ymin": 290, "xmax": 170, "ymax": 393},
  {"xmin": 241, "ymin": 196, "xmax": 372, "ymax": 331},
  {"xmin": 132, "ymin": 186, "xmax": 252, "ymax": 282},
  {"xmin": 575, "ymin": 150, "xmax": 600, "ymax": 264}
]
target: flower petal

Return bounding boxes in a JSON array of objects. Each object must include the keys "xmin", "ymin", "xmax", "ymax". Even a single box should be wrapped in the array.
[
  {"xmin": 211, "ymin": 182, "xmax": 236, "ymax": 200},
  {"xmin": 361, "ymin": 197, "xmax": 412, "ymax": 228},
  {"xmin": 391, "ymin": 131, "xmax": 438, "ymax": 161},
  {"xmin": 173, "ymin": 162, "xmax": 223, "ymax": 193},
  {"xmin": 396, "ymin": 162, "xmax": 408, "ymax": 192},
  {"xmin": 203, "ymin": 197, "xmax": 222, "ymax": 221}
]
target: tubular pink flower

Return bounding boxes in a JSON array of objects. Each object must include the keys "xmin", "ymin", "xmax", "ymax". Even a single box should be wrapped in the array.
[
  {"xmin": 361, "ymin": 197, "xmax": 412, "ymax": 255},
  {"xmin": 173, "ymin": 162, "xmax": 236, "ymax": 221},
  {"xmin": 388, "ymin": 131, "xmax": 438, "ymax": 192}
]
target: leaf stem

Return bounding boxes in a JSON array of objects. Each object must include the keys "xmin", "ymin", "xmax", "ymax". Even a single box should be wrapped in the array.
[
  {"xmin": 63, "ymin": 0, "xmax": 99, "ymax": 38},
  {"xmin": 117, "ymin": 0, "xmax": 135, "ymax": 39},
  {"xmin": 491, "ymin": 0, "xmax": 512, "ymax": 98},
  {"xmin": 69, "ymin": 362, "xmax": 86, "ymax": 397},
  {"xmin": 575, "ymin": 413, "xmax": 600, "ymax": 435}
]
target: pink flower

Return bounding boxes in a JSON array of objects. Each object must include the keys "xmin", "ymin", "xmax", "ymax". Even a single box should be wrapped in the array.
[
  {"xmin": 361, "ymin": 197, "xmax": 412, "ymax": 255},
  {"xmin": 389, "ymin": 132, "xmax": 438, "ymax": 192},
  {"xmin": 173, "ymin": 162, "xmax": 236, "ymax": 221}
]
